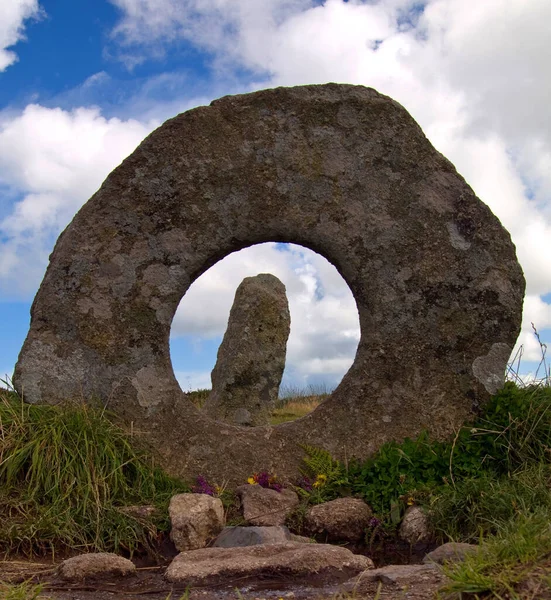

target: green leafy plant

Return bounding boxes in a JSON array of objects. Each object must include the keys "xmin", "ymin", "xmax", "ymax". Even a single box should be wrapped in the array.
[{"xmin": 297, "ymin": 445, "xmax": 351, "ymax": 503}]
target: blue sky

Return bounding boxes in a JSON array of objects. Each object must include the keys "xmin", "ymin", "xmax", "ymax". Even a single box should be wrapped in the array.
[{"xmin": 1, "ymin": 0, "xmax": 550, "ymax": 392}]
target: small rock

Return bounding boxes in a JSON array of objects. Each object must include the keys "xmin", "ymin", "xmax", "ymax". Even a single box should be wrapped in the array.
[
  {"xmin": 213, "ymin": 526, "xmax": 291, "ymax": 547},
  {"xmin": 237, "ymin": 485, "xmax": 299, "ymax": 526},
  {"xmin": 343, "ymin": 564, "xmax": 445, "ymax": 592},
  {"xmin": 165, "ymin": 542, "xmax": 373, "ymax": 586},
  {"xmin": 424, "ymin": 542, "xmax": 478, "ymax": 564},
  {"xmin": 169, "ymin": 493, "xmax": 225, "ymax": 551},
  {"xmin": 305, "ymin": 497, "xmax": 372, "ymax": 542},
  {"xmin": 399, "ymin": 505, "xmax": 432, "ymax": 544},
  {"xmin": 58, "ymin": 553, "xmax": 136, "ymax": 581}
]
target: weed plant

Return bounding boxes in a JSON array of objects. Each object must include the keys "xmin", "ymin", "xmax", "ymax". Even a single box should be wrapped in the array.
[
  {"xmin": 0, "ymin": 388, "xmax": 188, "ymax": 555},
  {"xmin": 0, "ymin": 581, "xmax": 47, "ymax": 600}
]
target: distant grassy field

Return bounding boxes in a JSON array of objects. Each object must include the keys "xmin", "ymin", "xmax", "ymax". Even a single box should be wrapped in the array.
[{"xmin": 186, "ymin": 384, "xmax": 329, "ymax": 424}]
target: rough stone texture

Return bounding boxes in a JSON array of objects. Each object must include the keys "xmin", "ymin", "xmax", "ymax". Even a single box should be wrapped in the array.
[
  {"xmin": 424, "ymin": 542, "xmax": 478, "ymax": 564},
  {"xmin": 213, "ymin": 525, "xmax": 292, "ymax": 547},
  {"xmin": 237, "ymin": 485, "xmax": 299, "ymax": 526},
  {"xmin": 57, "ymin": 553, "xmax": 136, "ymax": 581},
  {"xmin": 203, "ymin": 274, "xmax": 290, "ymax": 426},
  {"xmin": 169, "ymin": 493, "xmax": 225, "ymax": 551},
  {"xmin": 399, "ymin": 506, "xmax": 432, "ymax": 544},
  {"xmin": 305, "ymin": 497, "xmax": 372, "ymax": 542},
  {"xmin": 14, "ymin": 83, "xmax": 525, "ymax": 484},
  {"xmin": 165, "ymin": 542, "xmax": 373, "ymax": 586}
]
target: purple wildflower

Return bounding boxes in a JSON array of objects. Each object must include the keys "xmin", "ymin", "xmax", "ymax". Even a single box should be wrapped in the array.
[
  {"xmin": 298, "ymin": 476, "xmax": 313, "ymax": 492},
  {"xmin": 368, "ymin": 517, "xmax": 381, "ymax": 528},
  {"xmin": 192, "ymin": 475, "xmax": 216, "ymax": 496},
  {"xmin": 250, "ymin": 471, "xmax": 282, "ymax": 492}
]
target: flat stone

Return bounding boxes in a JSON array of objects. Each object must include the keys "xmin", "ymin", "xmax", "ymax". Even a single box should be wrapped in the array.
[
  {"xmin": 237, "ymin": 485, "xmax": 299, "ymax": 526},
  {"xmin": 424, "ymin": 542, "xmax": 478, "ymax": 564},
  {"xmin": 165, "ymin": 542, "xmax": 373, "ymax": 586},
  {"xmin": 213, "ymin": 526, "xmax": 291, "ymax": 547},
  {"xmin": 58, "ymin": 553, "xmax": 136, "ymax": 581},
  {"xmin": 204, "ymin": 273, "xmax": 290, "ymax": 426},
  {"xmin": 169, "ymin": 493, "xmax": 225, "ymax": 551},
  {"xmin": 305, "ymin": 497, "xmax": 372, "ymax": 542},
  {"xmin": 14, "ymin": 84, "xmax": 524, "ymax": 485},
  {"xmin": 344, "ymin": 564, "xmax": 445, "ymax": 590}
]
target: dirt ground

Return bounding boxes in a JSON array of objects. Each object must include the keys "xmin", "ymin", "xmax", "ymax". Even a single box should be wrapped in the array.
[{"xmin": 0, "ymin": 558, "xmax": 455, "ymax": 600}]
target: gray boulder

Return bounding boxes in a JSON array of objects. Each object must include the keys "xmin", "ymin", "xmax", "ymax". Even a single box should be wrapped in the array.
[{"xmin": 204, "ymin": 273, "xmax": 290, "ymax": 426}]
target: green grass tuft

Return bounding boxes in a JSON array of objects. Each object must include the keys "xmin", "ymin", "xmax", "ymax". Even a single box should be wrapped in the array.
[
  {"xmin": 0, "ymin": 581, "xmax": 48, "ymax": 600},
  {"xmin": 0, "ymin": 388, "xmax": 189, "ymax": 555},
  {"xmin": 442, "ymin": 508, "xmax": 551, "ymax": 599}
]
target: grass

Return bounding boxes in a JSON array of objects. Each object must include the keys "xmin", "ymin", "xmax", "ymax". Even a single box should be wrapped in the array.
[
  {"xmin": 185, "ymin": 385, "xmax": 328, "ymax": 424},
  {"xmin": 0, "ymin": 581, "xmax": 48, "ymax": 600},
  {"xmin": 441, "ymin": 508, "xmax": 551, "ymax": 599},
  {"xmin": 270, "ymin": 398, "xmax": 323, "ymax": 424},
  {"xmin": 0, "ymin": 386, "xmax": 189, "ymax": 556}
]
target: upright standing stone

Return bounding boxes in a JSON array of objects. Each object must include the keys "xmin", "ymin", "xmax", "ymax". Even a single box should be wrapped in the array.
[{"xmin": 204, "ymin": 273, "xmax": 290, "ymax": 426}]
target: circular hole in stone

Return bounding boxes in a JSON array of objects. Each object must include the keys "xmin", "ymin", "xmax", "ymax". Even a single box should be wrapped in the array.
[{"xmin": 169, "ymin": 242, "xmax": 360, "ymax": 426}]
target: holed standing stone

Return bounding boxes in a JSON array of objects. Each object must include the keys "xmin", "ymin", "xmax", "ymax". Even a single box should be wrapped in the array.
[
  {"xmin": 14, "ymin": 84, "xmax": 525, "ymax": 484},
  {"xmin": 204, "ymin": 273, "xmax": 290, "ymax": 426}
]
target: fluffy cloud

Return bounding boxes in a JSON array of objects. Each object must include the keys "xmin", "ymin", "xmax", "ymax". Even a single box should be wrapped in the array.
[
  {"xmin": 0, "ymin": 0, "xmax": 42, "ymax": 71},
  {"xmin": 172, "ymin": 243, "xmax": 360, "ymax": 389},
  {"xmin": 110, "ymin": 0, "xmax": 551, "ymax": 376},
  {"xmin": 0, "ymin": 105, "xmax": 149, "ymax": 296}
]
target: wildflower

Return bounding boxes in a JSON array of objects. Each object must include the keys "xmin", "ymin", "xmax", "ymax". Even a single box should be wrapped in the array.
[
  {"xmin": 192, "ymin": 475, "xmax": 216, "ymax": 496},
  {"xmin": 247, "ymin": 471, "xmax": 282, "ymax": 492},
  {"xmin": 298, "ymin": 476, "xmax": 313, "ymax": 492},
  {"xmin": 312, "ymin": 473, "xmax": 327, "ymax": 488},
  {"xmin": 406, "ymin": 496, "xmax": 415, "ymax": 506},
  {"xmin": 368, "ymin": 517, "xmax": 381, "ymax": 528}
]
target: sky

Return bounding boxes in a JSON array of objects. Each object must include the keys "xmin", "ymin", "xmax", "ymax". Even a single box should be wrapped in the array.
[{"xmin": 0, "ymin": 0, "xmax": 550, "ymax": 393}]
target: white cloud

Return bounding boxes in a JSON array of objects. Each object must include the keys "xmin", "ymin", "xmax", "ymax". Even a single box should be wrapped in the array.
[
  {"xmin": 0, "ymin": 0, "xmax": 42, "ymax": 71},
  {"xmin": 174, "ymin": 370, "xmax": 212, "ymax": 392},
  {"xmin": 172, "ymin": 243, "xmax": 360, "ymax": 389},
  {"xmin": 109, "ymin": 0, "xmax": 551, "ymax": 373},
  {"xmin": 0, "ymin": 105, "xmax": 150, "ymax": 296},
  {"xmin": 2, "ymin": 0, "xmax": 550, "ymax": 386}
]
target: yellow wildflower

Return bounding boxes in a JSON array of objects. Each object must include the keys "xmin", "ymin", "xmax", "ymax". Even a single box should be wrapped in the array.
[
  {"xmin": 247, "ymin": 476, "xmax": 257, "ymax": 485},
  {"xmin": 313, "ymin": 473, "xmax": 327, "ymax": 488}
]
